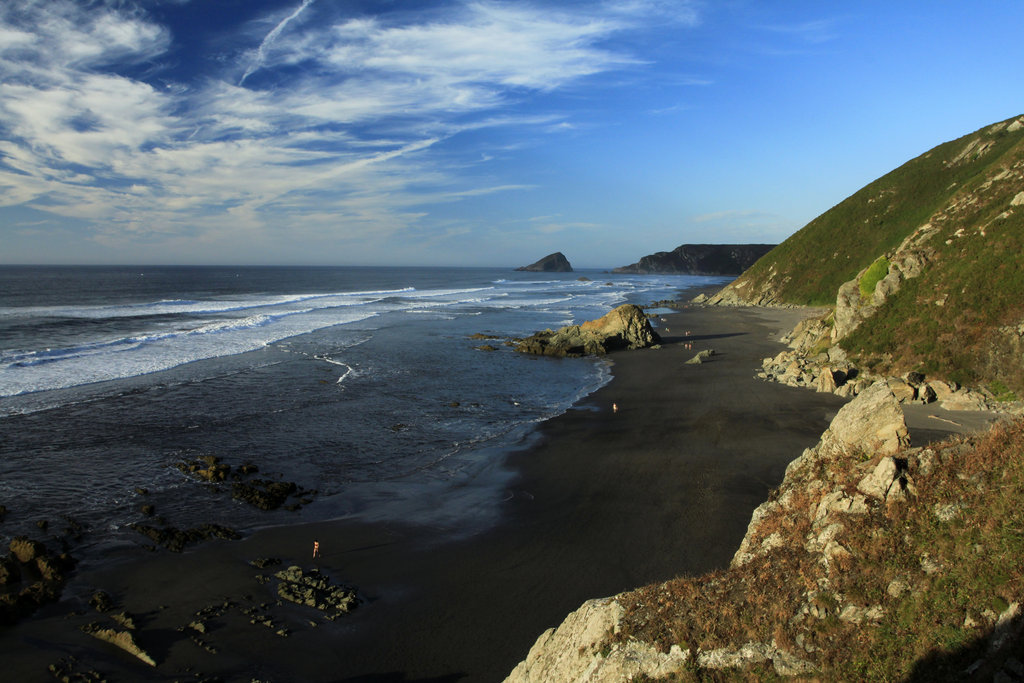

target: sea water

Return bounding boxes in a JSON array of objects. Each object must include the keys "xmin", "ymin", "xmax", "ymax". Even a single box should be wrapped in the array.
[{"xmin": 0, "ymin": 266, "xmax": 727, "ymax": 556}]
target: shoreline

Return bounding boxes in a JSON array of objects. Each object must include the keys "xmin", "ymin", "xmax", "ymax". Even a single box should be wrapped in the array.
[{"xmin": 0, "ymin": 301, "xmax": 982, "ymax": 682}]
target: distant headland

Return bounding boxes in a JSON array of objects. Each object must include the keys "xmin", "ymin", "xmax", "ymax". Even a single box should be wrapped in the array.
[{"xmin": 613, "ymin": 243, "xmax": 775, "ymax": 275}]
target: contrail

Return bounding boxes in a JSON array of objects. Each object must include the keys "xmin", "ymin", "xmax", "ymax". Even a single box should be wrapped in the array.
[{"xmin": 239, "ymin": 0, "xmax": 315, "ymax": 86}]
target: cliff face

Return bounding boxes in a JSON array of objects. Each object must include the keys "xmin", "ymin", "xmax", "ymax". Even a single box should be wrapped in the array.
[
  {"xmin": 516, "ymin": 252, "xmax": 573, "ymax": 272},
  {"xmin": 613, "ymin": 243, "xmax": 775, "ymax": 275}
]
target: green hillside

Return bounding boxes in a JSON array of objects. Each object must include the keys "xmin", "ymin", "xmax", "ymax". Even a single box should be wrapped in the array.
[
  {"xmin": 727, "ymin": 114, "xmax": 1024, "ymax": 393},
  {"xmin": 738, "ymin": 115, "xmax": 1024, "ymax": 305}
]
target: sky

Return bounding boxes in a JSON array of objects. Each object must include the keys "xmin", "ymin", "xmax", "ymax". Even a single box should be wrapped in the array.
[{"xmin": 1, "ymin": 1, "xmax": 1022, "ymax": 268}]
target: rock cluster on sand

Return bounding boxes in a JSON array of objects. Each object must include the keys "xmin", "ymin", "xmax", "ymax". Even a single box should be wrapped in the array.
[
  {"xmin": 274, "ymin": 565, "xmax": 359, "ymax": 620},
  {"xmin": 80, "ymin": 622, "xmax": 156, "ymax": 667},
  {"xmin": 515, "ymin": 252, "xmax": 573, "ymax": 272},
  {"xmin": 1, "ymin": 535, "xmax": 77, "ymax": 626},
  {"xmin": 757, "ymin": 311, "xmax": 998, "ymax": 410},
  {"xmin": 515, "ymin": 304, "xmax": 660, "ymax": 357}
]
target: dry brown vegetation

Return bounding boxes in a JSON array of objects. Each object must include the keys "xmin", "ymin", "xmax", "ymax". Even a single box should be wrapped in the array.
[{"xmin": 613, "ymin": 418, "xmax": 1024, "ymax": 681}]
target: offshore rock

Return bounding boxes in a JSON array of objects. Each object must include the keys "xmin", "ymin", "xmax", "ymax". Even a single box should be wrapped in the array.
[
  {"xmin": 515, "ymin": 304, "xmax": 660, "ymax": 357},
  {"xmin": 516, "ymin": 252, "xmax": 573, "ymax": 272}
]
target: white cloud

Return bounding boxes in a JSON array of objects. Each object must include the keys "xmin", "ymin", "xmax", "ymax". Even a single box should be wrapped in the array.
[{"xmin": 0, "ymin": 0, "xmax": 695, "ymax": 260}]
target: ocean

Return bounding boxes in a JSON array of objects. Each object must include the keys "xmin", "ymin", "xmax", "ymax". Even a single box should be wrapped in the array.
[{"xmin": 0, "ymin": 265, "xmax": 727, "ymax": 562}]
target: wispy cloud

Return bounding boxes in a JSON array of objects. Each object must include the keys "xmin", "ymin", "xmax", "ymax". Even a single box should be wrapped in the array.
[
  {"xmin": 0, "ymin": 0, "xmax": 696, "ymax": 260},
  {"xmin": 756, "ymin": 18, "xmax": 842, "ymax": 46},
  {"xmin": 239, "ymin": 0, "xmax": 316, "ymax": 86}
]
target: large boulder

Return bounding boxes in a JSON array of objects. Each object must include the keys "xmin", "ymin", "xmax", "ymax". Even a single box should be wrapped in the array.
[
  {"xmin": 516, "ymin": 252, "xmax": 573, "ymax": 272},
  {"xmin": 820, "ymin": 380, "xmax": 909, "ymax": 456},
  {"xmin": 515, "ymin": 304, "xmax": 661, "ymax": 357}
]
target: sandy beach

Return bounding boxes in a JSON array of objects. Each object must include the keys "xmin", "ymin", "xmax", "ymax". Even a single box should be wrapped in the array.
[{"xmin": 0, "ymin": 303, "xmax": 980, "ymax": 682}]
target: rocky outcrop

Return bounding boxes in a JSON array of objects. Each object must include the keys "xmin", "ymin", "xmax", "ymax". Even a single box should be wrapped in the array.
[
  {"xmin": 81, "ymin": 622, "xmax": 157, "ymax": 667},
  {"xmin": 504, "ymin": 594, "xmax": 813, "ymax": 682},
  {"xmin": 832, "ymin": 222, "xmax": 937, "ymax": 340},
  {"xmin": 1, "ymin": 536, "xmax": 76, "ymax": 626},
  {"xmin": 703, "ymin": 269, "xmax": 794, "ymax": 307},
  {"xmin": 505, "ymin": 383, "xmax": 1024, "ymax": 681},
  {"xmin": 505, "ymin": 385, "xmax": 907, "ymax": 681},
  {"xmin": 516, "ymin": 252, "xmax": 573, "ymax": 272},
  {"xmin": 515, "ymin": 304, "xmax": 660, "ymax": 357},
  {"xmin": 732, "ymin": 381, "xmax": 908, "ymax": 569},
  {"xmin": 274, "ymin": 566, "xmax": 358, "ymax": 620},
  {"xmin": 613, "ymin": 244, "xmax": 775, "ymax": 275},
  {"xmin": 757, "ymin": 308, "xmax": 1003, "ymax": 410}
]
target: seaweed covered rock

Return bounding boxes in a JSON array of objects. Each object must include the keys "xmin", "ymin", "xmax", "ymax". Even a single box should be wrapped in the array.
[{"xmin": 515, "ymin": 304, "xmax": 660, "ymax": 357}]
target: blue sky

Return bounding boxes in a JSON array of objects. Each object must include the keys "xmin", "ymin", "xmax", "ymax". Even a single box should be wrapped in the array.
[{"xmin": 1, "ymin": 1, "xmax": 1022, "ymax": 268}]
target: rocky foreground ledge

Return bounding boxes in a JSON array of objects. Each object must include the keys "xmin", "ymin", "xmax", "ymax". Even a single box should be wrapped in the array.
[{"xmin": 505, "ymin": 380, "xmax": 1024, "ymax": 681}]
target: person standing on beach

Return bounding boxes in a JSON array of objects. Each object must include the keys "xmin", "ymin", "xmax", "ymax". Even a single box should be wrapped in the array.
[{"xmin": 313, "ymin": 540, "xmax": 320, "ymax": 559}]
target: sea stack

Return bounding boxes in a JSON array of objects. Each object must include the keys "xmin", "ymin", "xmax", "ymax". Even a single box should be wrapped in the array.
[{"xmin": 516, "ymin": 252, "xmax": 573, "ymax": 272}]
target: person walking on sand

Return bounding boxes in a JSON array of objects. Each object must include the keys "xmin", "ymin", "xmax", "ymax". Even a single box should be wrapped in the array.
[{"xmin": 313, "ymin": 540, "xmax": 320, "ymax": 559}]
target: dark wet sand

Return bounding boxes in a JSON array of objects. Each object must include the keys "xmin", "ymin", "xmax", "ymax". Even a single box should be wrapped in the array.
[{"xmin": 1, "ymin": 304, "xmax": 986, "ymax": 682}]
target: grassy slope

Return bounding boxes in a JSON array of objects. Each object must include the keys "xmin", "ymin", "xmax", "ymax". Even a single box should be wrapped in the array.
[{"xmin": 734, "ymin": 115, "xmax": 1024, "ymax": 393}]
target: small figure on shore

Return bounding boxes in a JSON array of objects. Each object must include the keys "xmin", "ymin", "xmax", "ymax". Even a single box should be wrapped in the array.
[
  {"xmin": 313, "ymin": 540, "xmax": 320, "ymax": 559},
  {"xmin": 612, "ymin": 403, "xmax": 618, "ymax": 413}
]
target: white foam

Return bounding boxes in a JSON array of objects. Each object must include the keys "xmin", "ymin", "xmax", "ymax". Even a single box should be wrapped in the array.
[{"xmin": 0, "ymin": 273, "xmax": 714, "ymax": 399}]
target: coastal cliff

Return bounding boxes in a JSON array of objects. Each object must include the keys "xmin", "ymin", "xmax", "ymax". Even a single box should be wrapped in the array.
[
  {"xmin": 613, "ymin": 243, "xmax": 774, "ymax": 275},
  {"xmin": 505, "ymin": 114, "xmax": 1024, "ymax": 681},
  {"xmin": 506, "ymin": 383, "xmax": 1024, "ymax": 681}
]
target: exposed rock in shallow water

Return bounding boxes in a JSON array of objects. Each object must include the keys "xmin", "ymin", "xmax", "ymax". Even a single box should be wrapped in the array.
[
  {"xmin": 175, "ymin": 455, "xmax": 314, "ymax": 511},
  {"xmin": 231, "ymin": 479, "xmax": 298, "ymax": 510},
  {"xmin": 129, "ymin": 522, "xmax": 240, "ymax": 553},
  {"xmin": 9, "ymin": 536, "xmax": 45, "ymax": 564},
  {"xmin": 515, "ymin": 304, "xmax": 660, "ymax": 357}
]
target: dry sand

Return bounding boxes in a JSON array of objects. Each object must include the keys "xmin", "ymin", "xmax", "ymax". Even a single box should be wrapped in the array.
[{"xmin": 0, "ymin": 303, "xmax": 984, "ymax": 682}]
